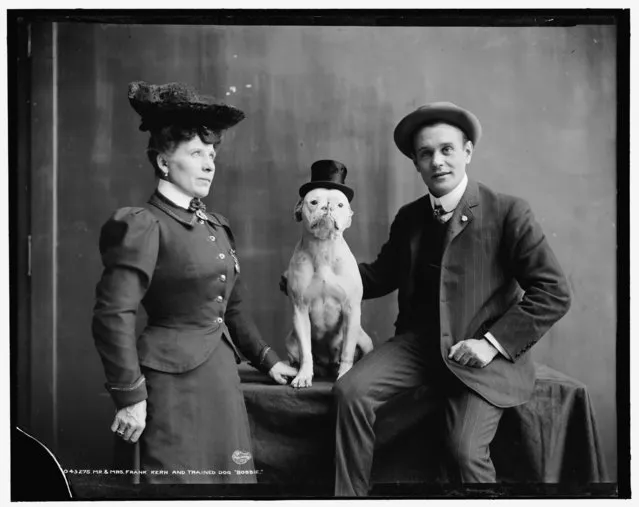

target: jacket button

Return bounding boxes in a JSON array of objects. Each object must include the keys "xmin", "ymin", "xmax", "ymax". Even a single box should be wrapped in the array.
[
  {"xmin": 216, "ymin": 317, "xmax": 223, "ymax": 324},
  {"xmin": 220, "ymin": 274, "xmax": 226, "ymax": 282},
  {"xmin": 209, "ymin": 235, "xmax": 216, "ymax": 242},
  {"xmin": 215, "ymin": 295, "xmax": 224, "ymax": 303},
  {"xmin": 219, "ymin": 253, "xmax": 226, "ymax": 260}
]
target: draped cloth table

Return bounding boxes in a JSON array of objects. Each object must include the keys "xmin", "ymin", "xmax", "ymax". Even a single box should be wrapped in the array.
[
  {"xmin": 240, "ymin": 362, "xmax": 608, "ymax": 490},
  {"xmin": 65, "ymin": 362, "xmax": 610, "ymax": 499}
]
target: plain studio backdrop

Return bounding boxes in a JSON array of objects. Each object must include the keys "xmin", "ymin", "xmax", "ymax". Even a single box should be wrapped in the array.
[{"xmin": 18, "ymin": 20, "xmax": 618, "ymax": 482}]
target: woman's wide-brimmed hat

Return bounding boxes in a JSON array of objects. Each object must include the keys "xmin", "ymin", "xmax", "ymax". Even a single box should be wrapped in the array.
[
  {"xmin": 299, "ymin": 160, "xmax": 354, "ymax": 202},
  {"xmin": 393, "ymin": 101, "xmax": 482, "ymax": 158},
  {"xmin": 128, "ymin": 81, "xmax": 245, "ymax": 132}
]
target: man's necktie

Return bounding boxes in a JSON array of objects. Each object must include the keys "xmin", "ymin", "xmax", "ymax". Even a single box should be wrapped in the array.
[{"xmin": 433, "ymin": 204, "xmax": 453, "ymax": 223}]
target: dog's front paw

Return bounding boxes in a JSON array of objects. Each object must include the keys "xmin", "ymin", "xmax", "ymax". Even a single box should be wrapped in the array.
[
  {"xmin": 291, "ymin": 365, "xmax": 314, "ymax": 388},
  {"xmin": 336, "ymin": 360, "xmax": 354, "ymax": 379}
]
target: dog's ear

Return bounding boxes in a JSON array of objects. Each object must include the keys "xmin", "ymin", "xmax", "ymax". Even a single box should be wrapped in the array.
[
  {"xmin": 344, "ymin": 201, "xmax": 354, "ymax": 229},
  {"xmin": 346, "ymin": 201, "xmax": 354, "ymax": 216},
  {"xmin": 344, "ymin": 207, "xmax": 353, "ymax": 229},
  {"xmin": 293, "ymin": 198, "xmax": 304, "ymax": 222}
]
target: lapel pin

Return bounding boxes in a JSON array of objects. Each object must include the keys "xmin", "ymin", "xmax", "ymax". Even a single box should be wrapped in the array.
[{"xmin": 461, "ymin": 215, "xmax": 468, "ymax": 222}]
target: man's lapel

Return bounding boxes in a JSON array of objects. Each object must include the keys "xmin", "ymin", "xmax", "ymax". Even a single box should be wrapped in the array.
[{"xmin": 442, "ymin": 178, "xmax": 480, "ymax": 254}]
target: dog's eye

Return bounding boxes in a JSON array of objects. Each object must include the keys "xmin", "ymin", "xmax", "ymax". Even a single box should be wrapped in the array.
[
  {"xmin": 310, "ymin": 200, "xmax": 318, "ymax": 206},
  {"xmin": 338, "ymin": 203, "xmax": 344, "ymax": 208}
]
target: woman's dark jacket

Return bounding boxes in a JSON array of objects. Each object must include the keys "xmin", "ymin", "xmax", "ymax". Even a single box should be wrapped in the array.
[{"xmin": 92, "ymin": 192, "xmax": 280, "ymax": 408}]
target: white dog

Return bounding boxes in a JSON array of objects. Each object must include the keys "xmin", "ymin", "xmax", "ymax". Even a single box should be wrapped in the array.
[{"xmin": 285, "ymin": 187, "xmax": 374, "ymax": 388}]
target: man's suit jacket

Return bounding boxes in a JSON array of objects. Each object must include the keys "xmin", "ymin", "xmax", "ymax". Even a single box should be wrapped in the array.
[{"xmin": 359, "ymin": 178, "xmax": 571, "ymax": 407}]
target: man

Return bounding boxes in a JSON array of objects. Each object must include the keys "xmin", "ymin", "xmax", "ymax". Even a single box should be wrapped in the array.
[{"xmin": 332, "ymin": 102, "xmax": 571, "ymax": 495}]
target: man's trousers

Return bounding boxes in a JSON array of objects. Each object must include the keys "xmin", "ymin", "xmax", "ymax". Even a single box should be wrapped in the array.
[{"xmin": 332, "ymin": 332, "xmax": 504, "ymax": 496}]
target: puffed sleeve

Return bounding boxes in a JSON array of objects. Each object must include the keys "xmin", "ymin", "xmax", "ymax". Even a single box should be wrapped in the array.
[{"xmin": 92, "ymin": 207, "xmax": 159, "ymax": 409}]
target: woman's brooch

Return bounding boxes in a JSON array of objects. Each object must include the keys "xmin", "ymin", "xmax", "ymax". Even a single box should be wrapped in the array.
[
  {"xmin": 195, "ymin": 209, "xmax": 208, "ymax": 222},
  {"xmin": 229, "ymin": 249, "xmax": 240, "ymax": 274}
]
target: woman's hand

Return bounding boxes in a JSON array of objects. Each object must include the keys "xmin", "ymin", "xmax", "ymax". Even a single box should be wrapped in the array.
[
  {"xmin": 111, "ymin": 399, "xmax": 147, "ymax": 444},
  {"xmin": 268, "ymin": 362, "xmax": 298, "ymax": 385}
]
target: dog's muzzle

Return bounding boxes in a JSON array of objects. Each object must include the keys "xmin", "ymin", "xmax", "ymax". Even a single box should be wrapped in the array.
[{"xmin": 311, "ymin": 213, "xmax": 339, "ymax": 231}]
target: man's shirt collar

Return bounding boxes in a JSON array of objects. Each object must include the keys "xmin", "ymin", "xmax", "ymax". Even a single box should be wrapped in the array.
[{"xmin": 429, "ymin": 173, "xmax": 468, "ymax": 213}]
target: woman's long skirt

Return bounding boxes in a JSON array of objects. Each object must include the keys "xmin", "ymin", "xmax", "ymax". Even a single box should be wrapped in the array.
[{"xmin": 138, "ymin": 338, "xmax": 257, "ymax": 484}]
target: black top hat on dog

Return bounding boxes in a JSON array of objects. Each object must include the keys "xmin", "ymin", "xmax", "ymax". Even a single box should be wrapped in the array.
[
  {"xmin": 299, "ymin": 160, "xmax": 355, "ymax": 202},
  {"xmin": 128, "ymin": 81, "xmax": 246, "ymax": 132}
]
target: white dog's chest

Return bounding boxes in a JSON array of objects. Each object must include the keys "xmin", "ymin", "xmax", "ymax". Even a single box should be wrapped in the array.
[
  {"xmin": 305, "ymin": 267, "xmax": 360, "ymax": 334},
  {"xmin": 301, "ymin": 258, "xmax": 360, "ymax": 297},
  {"xmin": 304, "ymin": 269, "xmax": 348, "ymax": 301}
]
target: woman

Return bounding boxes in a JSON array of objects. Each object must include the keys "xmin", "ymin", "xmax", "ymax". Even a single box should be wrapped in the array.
[{"xmin": 92, "ymin": 81, "xmax": 296, "ymax": 484}]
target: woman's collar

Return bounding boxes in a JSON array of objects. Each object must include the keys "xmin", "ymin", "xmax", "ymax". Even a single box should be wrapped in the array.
[
  {"xmin": 157, "ymin": 179, "xmax": 193, "ymax": 209},
  {"xmin": 148, "ymin": 189, "xmax": 227, "ymax": 229}
]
